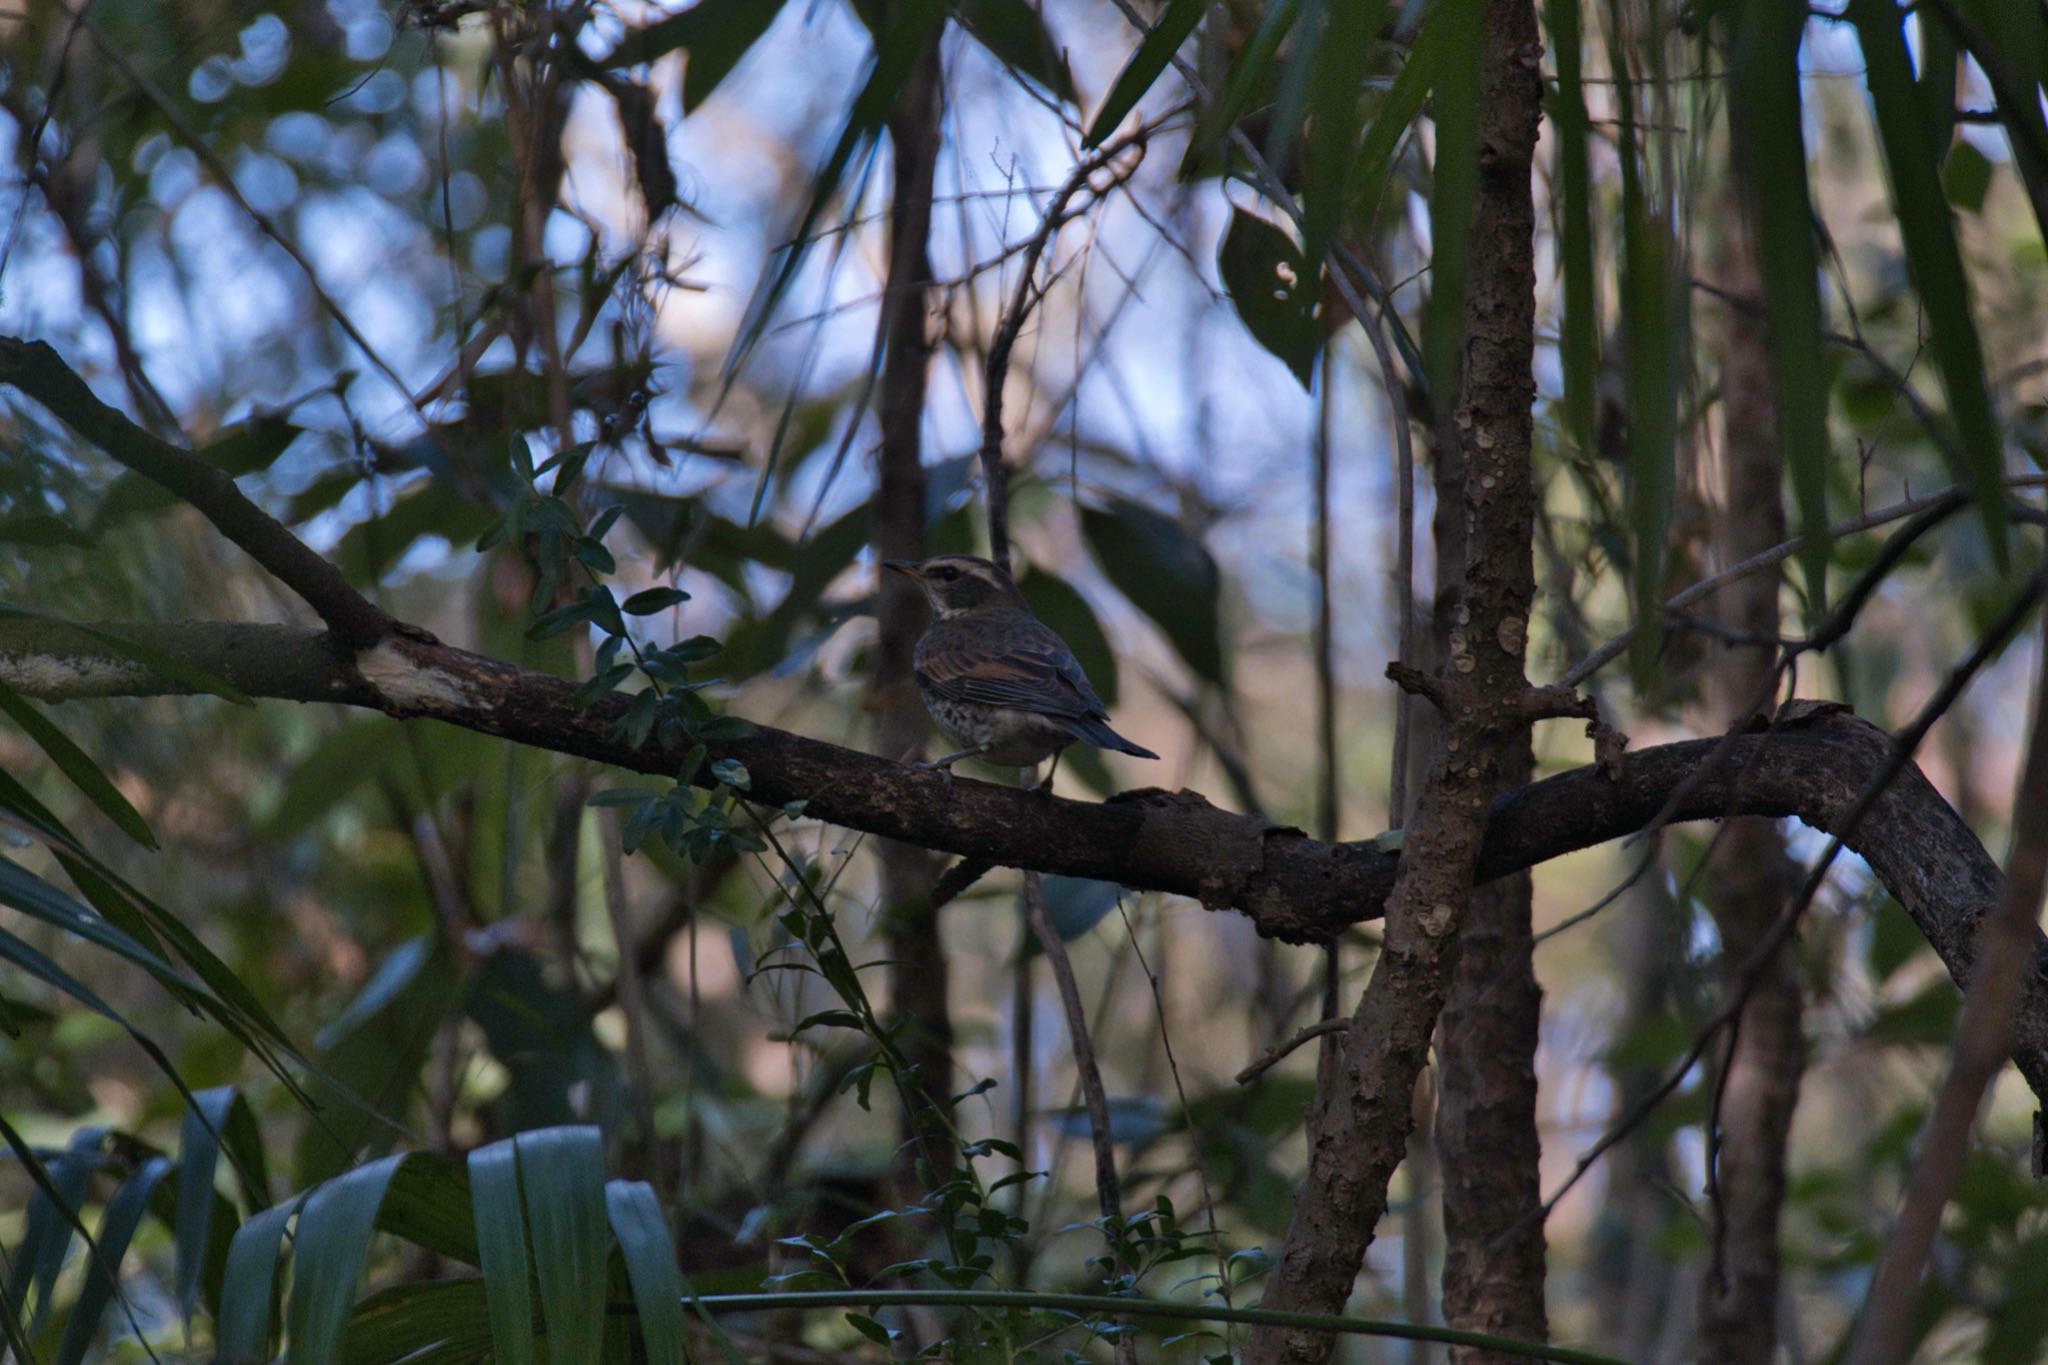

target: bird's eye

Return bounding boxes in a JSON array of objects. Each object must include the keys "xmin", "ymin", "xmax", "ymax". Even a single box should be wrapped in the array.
[{"xmin": 933, "ymin": 567, "xmax": 958, "ymax": 581}]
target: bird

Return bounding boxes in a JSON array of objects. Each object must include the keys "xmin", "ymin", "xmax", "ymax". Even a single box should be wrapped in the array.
[{"xmin": 882, "ymin": 554, "xmax": 1160, "ymax": 776}]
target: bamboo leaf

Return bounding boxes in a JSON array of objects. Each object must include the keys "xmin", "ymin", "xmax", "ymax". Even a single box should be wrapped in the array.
[
  {"xmin": 468, "ymin": 1141, "xmax": 536, "ymax": 1365},
  {"xmin": 0, "ymin": 679, "xmax": 154, "ymax": 846},
  {"xmin": 338, "ymin": 1280, "xmax": 499, "ymax": 1365},
  {"xmin": 606, "ymin": 1180, "xmax": 689, "ymax": 1365},
  {"xmin": 1084, "ymin": 0, "xmax": 1206, "ymax": 147},
  {"xmin": 217, "ymin": 1198, "xmax": 302, "ymax": 1364},
  {"xmin": 514, "ymin": 1126, "xmax": 610, "ymax": 1363},
  {"xmin": 54, "ymin": 1156, "xmax": 171, "ymax": 1365},
  {"xmin": 1543, "ymin": 0, "xmax": 1599, "ymax": 458},
  {"xmin": 1615, "ymin": 19, "xmax": 1685, "ymax": 678},
  {"xmin": 4, "ymin": 1125, "xmax": 105, "ymax": 1334},
  {"xmin": 283, "ymin": 1155, "xmax": 411, "ymax": 1365},
  {"xmin": 1850, "ymin": 0, "xmax": 2009, "ymax": 567}
]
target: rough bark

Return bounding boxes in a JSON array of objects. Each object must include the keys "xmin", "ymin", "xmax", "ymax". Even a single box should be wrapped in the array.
[
  {"xmin": 11, "ymin": 613, "xmax": 2048, "ymax": 1094},
  {"xmin": 1430, "ymin": 134, "xmax": 1548, "ymax": 1361},
  {"xmin": 1694, "ymin": 172, "xmax": 1804, "ymax": 1361},
  {"xmin": 1244, "ymin": 5, "xmax": 1546, "ymax": 1358},
  {"xmin": 872, "ymin": 25, "xmax": 952, "ymax": 1195}
]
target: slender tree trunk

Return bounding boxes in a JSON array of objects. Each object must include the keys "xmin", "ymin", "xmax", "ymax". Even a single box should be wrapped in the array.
[
  {"xmin": 1244, "ymin": 4, "xmax": 1545, "ymax": 1358},
  {"xmin": 873, "ymin": 28, "xmax": 951, "ymax": 1199},
  {"xmin": 1694, "ymin": 167, "xmax": 1804, "ymax": 1360},
  {"xmin": 1430, "ymin": 280, "xmax": 1548, "ymax": 1362}
]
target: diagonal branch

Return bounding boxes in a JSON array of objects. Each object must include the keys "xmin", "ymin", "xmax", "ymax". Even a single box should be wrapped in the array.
[{"xmin": 0, "ymin": 338, "xmax": 395, "ymax": 648}]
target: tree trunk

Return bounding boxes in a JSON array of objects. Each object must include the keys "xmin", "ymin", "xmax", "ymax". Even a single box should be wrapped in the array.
[
  {"xmin": 1244, "ymin": 2, "xmax": 1546, "ymax": 1357},
  {"xmin": 873, "ymin": 28, "xmax": 951, "ymax": 1199},
  {"xmin": 1693, "ymin": 165, "xmax": 1804, "ymax": 1361}
]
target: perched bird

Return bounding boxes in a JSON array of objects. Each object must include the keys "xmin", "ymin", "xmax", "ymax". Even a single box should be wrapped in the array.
[{"xmin": 883, "ymin": 554, "xmax": 1160, "ymax": 774}]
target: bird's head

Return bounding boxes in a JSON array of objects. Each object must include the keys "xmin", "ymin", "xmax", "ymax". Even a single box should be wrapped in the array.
[{"xmin": 882, "ymin": 554, "xmax": 1024, "ymax": 619}]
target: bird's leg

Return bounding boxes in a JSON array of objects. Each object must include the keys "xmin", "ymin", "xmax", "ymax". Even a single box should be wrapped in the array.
[
  {"xmin": 1036, "ymin": 750, "xmax": 1062, "ymax": 796},
  {"xmin": 915, "ymin": 743, "xmax": 990, "ymax": 773}
]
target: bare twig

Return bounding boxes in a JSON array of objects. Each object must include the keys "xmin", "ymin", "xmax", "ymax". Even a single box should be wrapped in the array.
[
  {"xmin": 1022, "ymin": 868, "xmax": 1135, "ymax": 1364},
  {"xmin": 1235, "ymin": 1019, "xmax": 1352, "ymax": 1086},
  {"xmin": 977, "ymin": 126, "xmax": 1154, "ymax": 569}
]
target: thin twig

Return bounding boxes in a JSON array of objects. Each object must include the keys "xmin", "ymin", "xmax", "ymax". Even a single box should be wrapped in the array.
[
  {"xmin": 1022, "ymin": 867, "xmax": 1135, "ymax": 1365},
  {"xmin": 1236, "ymin": 1019, "xmax": 1352, "ymax": 1086},
  {"xmin": 977, "ymin": 125, "xmax": 1155, "ymax": 569}
]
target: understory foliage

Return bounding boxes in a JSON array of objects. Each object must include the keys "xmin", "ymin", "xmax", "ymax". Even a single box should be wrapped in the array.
[{"xmin": 1, "ymin": 0, "xmax": 2047, "ymax": 1362}]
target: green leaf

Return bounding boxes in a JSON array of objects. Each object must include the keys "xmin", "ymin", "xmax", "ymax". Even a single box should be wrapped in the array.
[
  {"xmin": 1185, "ymin": 0, "xmax": 1302, "ymax": 173},
  {"xmin": 1299, "ymin": 0, "xmax": 1388, "ymax": 280},
  {"xmin": 55, "ymin": 1156, "xmax": 171, "ymax": 1365},
  {"xmin": 1080, "ymin": 499, "xmax": 1225, "ymax": 684},
  {"xmin": 606, "ymin": 1181, "xmax": 689, "ymax": 1365},
  {"xmin": 175, "ymin": 1087, "xmax": 269, "ymax": 1324},
  {"xmin": 1084, "ymin": 0, "xmax": 1206, "ymax": 147},
  {"xmin": 604, "ymin": 0, "xmax": 792, "ymax": 111},
  {"xmin": 469, "ymin": 1142, "xmax": 536, "ymax": 1365},
  {"xmin": 1614, "ymin": 32, "xmax": 1685, "ymax": 680},
  {"xmin": 1849, "ymin": 0, "xmax": 2009, "ymax": 567},
  {"xmin": 284, "ymin": 1155, "xmax": 410, "ymax": 1365},
  {"xmin": 514, "ymin": 1127, "xmax": 610, "ymax": 1364},
  {"xmin": 5, "ymin": 1124, "xmax": 104, "ymax": 1333},
  {"xmin": 1543, "ymin": 0, "xmax": 1599, "ymax": 459},
  {"xmin": 217, "ymin": 1197, "xmax": 302, "ymax": 1363},
  {"xmin": 1943, "ymin": 137, "xmax": 1993, "ymax": 212},
  {"xmin": 1420, "ymin": 0, "xmax": 1485, "ymax": 404},
  {"xmin": 338, "ymin": 1280, "xmax": 498, "ymax": 1365},
  {"xmin": 0, "ymin": 678, "xmax": 154, "ymax": 847},
  {"xmin": 1217, "ymin": 209, "xmax": 1318, "ymax": 385},
  {"xmin": 953, "ymin": 0, "xmax": 1075, "ymax": 102},
  {"xmin": 621, "ymin": 586, "xmax": 690, "ymax": 615}
]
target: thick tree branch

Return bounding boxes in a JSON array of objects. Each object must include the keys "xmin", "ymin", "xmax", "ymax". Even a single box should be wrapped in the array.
[
  {"xmin": 0, "ymin": 337, "xmax": 396, "ymax": 648},
  {"xmin": 8, "ymin": 619, "xmax": 2048, "ymax": 1103}
]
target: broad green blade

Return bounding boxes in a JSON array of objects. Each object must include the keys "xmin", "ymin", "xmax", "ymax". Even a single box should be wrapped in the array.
[
  {"xmin": 175, "ymin": 1088, "xmax": 239, "ymax": 1322},
  {"xmin": 217, "ymin": 1198, "xmax": 302, "ymax": 1363},
  {"xmin": 1849, "ymin": 0, "xmax": 2009, "ymax": 567},
  {"xmin": 514, "ymin": 1127, "xmax": 610, "ymax": 1364},
  {"xmin": 284, "ymin": 1154, "xmax": 410, "ymax": 1365},
  {"xmin": 55, "ymin": 1155, "xmax": 171, "ymax": 1365},
  {"xmin": 469, "ymin": 1141, "xmax": 536, "ymax": 1365},
  {"xmin": 0, "ymin": 679, "xmax": 153, "ymax": 846},
  {"xmin": 605, "ymin": 1180, "xmax": 688, "ymax": 1365},
  {"xmin": 338, "ymin": 1280, "xmax": 498, "ymax": 1365}
]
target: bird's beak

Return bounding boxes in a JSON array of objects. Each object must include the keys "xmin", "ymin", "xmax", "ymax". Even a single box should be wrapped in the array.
[{"xmin": 882, "ymin": 559, "xmax": 920, "ymax": 578}]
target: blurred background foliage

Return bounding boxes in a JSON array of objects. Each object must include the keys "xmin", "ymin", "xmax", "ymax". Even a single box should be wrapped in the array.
[{"xmin": 0, "ymin": 0, "xmax": 2045, "ymax": 1359}]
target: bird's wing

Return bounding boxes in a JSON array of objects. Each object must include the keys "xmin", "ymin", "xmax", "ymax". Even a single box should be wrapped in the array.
[{"xmin": 918, "ymin": 618, "xmax": 1104, "ymax": 719}]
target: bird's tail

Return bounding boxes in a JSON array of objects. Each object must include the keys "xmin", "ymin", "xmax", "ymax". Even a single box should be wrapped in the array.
[{"xmin": 1064, "ymin": 715, "xmax": 1160, "ymax": 760}]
